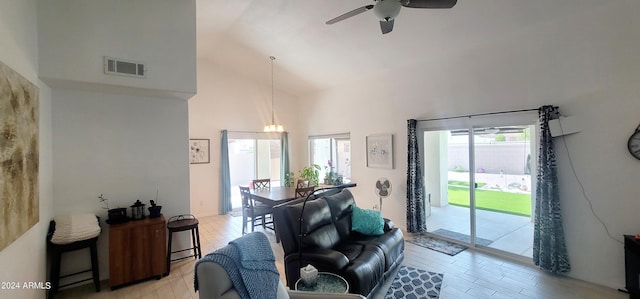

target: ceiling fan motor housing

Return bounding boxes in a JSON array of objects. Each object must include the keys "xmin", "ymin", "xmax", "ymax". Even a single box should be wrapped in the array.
[{"xmin": 374, "ymin": 0, "xmax": 401, "ymax": 21}]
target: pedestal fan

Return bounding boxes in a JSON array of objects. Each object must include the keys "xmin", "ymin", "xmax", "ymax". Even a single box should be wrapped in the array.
[{"xmin": 375, "ymin": 177, "xmax": 392, "ymax": 211}]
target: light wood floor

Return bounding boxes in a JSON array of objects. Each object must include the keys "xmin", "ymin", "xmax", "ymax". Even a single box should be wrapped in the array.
[{"xmin": 56, "ymin": 214, "xmax": 626, "ymax": 299}]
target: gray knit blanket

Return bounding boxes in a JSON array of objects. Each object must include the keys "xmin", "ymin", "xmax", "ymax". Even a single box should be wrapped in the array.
[{"xmin": 194, "ymin": 232, "xmax": 279, "ymax": 299}]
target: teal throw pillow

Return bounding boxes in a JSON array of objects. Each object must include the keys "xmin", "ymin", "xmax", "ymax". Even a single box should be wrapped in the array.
[{"xmin": 351, "ymin": 205, "xmax": 384, "ymax": 236}]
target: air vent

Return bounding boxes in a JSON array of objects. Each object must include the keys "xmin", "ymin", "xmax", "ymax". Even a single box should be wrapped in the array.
[{"xmin": 104, "ymin": 56, "xmax": 146, "ymax": 78}]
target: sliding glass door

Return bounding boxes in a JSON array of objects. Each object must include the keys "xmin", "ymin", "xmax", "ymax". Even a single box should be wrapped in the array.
[
  {"xmin": 473, "ymin": 125, "xmax": 535, "ymax": 257},
  {"xmin": 421, "ymin": 113, "xmax": 537, "ymax": 259},
  {"xmin": 228, "ymin": 134, "xmax": 281, "ymax": 209}
]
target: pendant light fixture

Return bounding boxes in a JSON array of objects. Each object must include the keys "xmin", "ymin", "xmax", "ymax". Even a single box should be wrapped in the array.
[{"xmin": 264, "ymin": 56, "xmax": 283, "ymax": 132}]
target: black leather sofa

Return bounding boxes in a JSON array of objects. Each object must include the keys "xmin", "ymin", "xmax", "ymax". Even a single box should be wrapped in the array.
[{"xmin": 273, "ymin": 189, "xmax": 404, "ymax": 297}]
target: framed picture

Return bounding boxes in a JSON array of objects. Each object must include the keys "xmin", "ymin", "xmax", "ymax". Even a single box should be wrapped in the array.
[
  {"xmin": 189, "ymin": 139, "xmax": 210, "ymax": 164},
  {"xmin": 1, "ymin": 61, "xmax": 39, "ymax": 251},
  {"xmin": 366, "ymin": 134, "xmax": 393, "ymax": 169}
]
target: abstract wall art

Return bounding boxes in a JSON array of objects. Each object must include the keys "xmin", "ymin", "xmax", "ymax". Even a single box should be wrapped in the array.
[
  {"xmin": 0, "ymin": 61, "xmax": 39, "ymax": 252},
  {"xmin": 189, "ymin": 138, "xmax": 210, "ymax": 164},
  {"xmin": 366, "ymin": 134, "xmax": 393, "ymax": 169}
]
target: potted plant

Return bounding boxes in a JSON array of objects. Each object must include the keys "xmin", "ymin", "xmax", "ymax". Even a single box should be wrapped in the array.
[
  {"xmin": 299, "ymin": 164, "xmax": 321, "ymax": 186},
  {"xmin": 323, "ymin": 170, "xmax": 336, "ymax": 185},
  {"xmin": 148, "ymin": 189, "xmax": 162, "ymax": 218},
  {"xmin": 284, "ymin": 171, "xmax": 296, "ymax": 187},
  {"xmin": 99, "ymin": 194, "xmax": 128, "ymax": 224},
  {"xmin": 148, "ymin": 200, "xmax": 162, "ymax": 218},
  {"xmin": 323, "ymin": 161, "xmax": 342, "ymax": 185}
]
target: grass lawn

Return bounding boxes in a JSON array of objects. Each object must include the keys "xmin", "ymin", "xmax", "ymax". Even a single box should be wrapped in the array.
[
  {"xmin": 448, "ymin": 180, "xmax": 487, "ymax": 189},
  {"xmin": 447, "ymin": 185, "xmax": 531, "ymax": 217}
]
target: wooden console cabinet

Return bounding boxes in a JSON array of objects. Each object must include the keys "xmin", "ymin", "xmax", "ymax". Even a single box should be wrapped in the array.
[{"xmin": 109, "ymin": 215, "xmax": 166, "ymax": 288}]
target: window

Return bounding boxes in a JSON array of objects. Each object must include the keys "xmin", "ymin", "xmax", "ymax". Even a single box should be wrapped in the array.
[{"xmin": 309, "ymin": 133, "xmax": 351, "ymax": 182}]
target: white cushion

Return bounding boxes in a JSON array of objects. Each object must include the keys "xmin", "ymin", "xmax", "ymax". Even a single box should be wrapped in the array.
[{"xmin": 50, "ymin": 214, "xmax": 100, "ymax": 244}]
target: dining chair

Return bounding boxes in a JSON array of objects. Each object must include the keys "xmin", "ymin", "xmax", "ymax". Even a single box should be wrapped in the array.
[
  {"xmin": 251, "ymin": 178, "xmax": 272, "ymax": 209},
  {"xmin": 252, "ymin": 178, "xmax": 271, "ymax": 190},
  {"xmin": 295, "ymin": 186, "xmax": 315, "ymax": 198},
  {"xmin": 239, "ymin": 186, "xmax": 274, "ymax": 235},
  {"xmin": 296, "ymin": 179, "xmax": 309, "ymax": 188}
]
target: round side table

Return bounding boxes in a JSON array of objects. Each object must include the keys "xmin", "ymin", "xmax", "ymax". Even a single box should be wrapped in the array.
[{"xmin": 294, "ymin": 272, "xmax": 349, "ymax": 294}]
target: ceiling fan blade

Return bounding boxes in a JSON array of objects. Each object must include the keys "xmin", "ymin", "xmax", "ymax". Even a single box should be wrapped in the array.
[
  {"xmin": 401, "ymin": 0, "xmax": 457, "ymax": 8},
  {"xmin": 380, "ymin": 19, "xmax": 394, "ymax": 34},
  {"xmin": 326, "ymin": 5, "xmax": 374, "ymax": 24}
]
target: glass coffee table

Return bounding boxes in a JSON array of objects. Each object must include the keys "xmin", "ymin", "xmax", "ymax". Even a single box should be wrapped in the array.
[{"xmin": 294, "ymin": 272, "xmax": 349, "ymax": 293}]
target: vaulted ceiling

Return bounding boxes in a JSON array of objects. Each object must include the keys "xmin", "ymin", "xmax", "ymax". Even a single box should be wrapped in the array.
[{"xmin": 196, "ymin": 0, "xmax": 609, "ymax": 97}]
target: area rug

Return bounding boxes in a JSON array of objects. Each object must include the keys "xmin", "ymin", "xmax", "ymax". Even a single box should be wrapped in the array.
[
  {"xmin": 407, "ymin": 234, "xmax": 468, "ymax": 256},
  {"xmin": 432, "ymin": 229, "xmax": 493, "ymax": 246},
  {"xmin": 384, "ymin": 266, "xmax": 443, "ymax": 299},
  {"xmin": 228, "ymin": 210, "xmax": 242, "ymax": 217}
]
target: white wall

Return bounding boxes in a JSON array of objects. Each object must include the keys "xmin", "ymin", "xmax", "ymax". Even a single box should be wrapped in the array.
[
  {"xmin": 51, "ymin": 88, "xmax": 191, "ymax": 280},
  {"xmin": 0, "ymin": 0, "xmax": 54, "ymax": 298},
  {"xmin": 36, "ymin": 0, "xmax": 196, "ymax": 283},
  {"xmin": 38, "ymin": 0, "xmax": 197, "ymax": 99},
  {"xmin": 298, "ymin": 1, "xmax": 640, "ymax": 290},
  {"xmin": 188, "ymin": 59, "xmax": 302, "ymax": 217}
]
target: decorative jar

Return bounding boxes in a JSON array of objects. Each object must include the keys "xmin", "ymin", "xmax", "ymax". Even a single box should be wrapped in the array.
[
  {"xmin": 130, "ymin": 200, "xmax": 146, "ymax": 220},
  {"xmin": 300, "ymin": 264, "xmax": 318, "ymax": 286}
]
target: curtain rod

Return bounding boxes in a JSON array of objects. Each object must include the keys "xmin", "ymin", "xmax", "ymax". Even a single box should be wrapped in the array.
[
  {"xmin": 416, "ymin": 107, "xmax": 551, "ymax": 122},
  {"xmin": 224, "ymin": 130, "xmax": 284, "ymax": 134}
]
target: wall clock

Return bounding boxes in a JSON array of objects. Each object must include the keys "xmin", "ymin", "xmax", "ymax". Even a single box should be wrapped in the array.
[{"xmin": 628, "ymin": 125, "xmax": 640, "ymax": 160}]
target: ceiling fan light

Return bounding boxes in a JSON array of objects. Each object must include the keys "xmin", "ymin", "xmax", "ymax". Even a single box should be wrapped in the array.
[{"xmin": 374, "ymin": 0, "xmax": 401, "ymax": 21}]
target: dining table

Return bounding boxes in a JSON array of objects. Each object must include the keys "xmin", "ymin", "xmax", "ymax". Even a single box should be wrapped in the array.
[
  {"xmin": 249, "ymin": 186, "xmax": 300, "ymax": 207},
  {"xmin": 249, "ymin": 183, "xmax": 358, "ymax": 207}
]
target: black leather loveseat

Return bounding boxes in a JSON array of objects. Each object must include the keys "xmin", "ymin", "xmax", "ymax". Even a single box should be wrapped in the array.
[{"xmin": 273, "ymin": 189, "xmax": 404, "ymax": 297}]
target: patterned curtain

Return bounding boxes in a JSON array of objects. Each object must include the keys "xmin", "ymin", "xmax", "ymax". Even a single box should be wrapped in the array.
[
  {"xmin": 280, "ymin": 132, "xmax": 290, "ymax": 186},
  {"xmin": 533, "ymin": 106, "xmax": 571, "ymax": 273},
  {"xmin": 406, "ymin": 119, "xmax": 427, "ymax": 233},
  {"xmin": 219, "ymin": 130, "xmax": 232, "ymax": 214}
]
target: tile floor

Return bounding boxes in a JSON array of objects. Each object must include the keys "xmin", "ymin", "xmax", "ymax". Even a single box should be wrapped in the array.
[
  {"xmin": 432, "ymin": 172, "xmax": 536, "ymax": 257},
  {"xmin": 55, "ymin": 214, "xmax": 627, "ymax": 299},
  {"xmin": 428, "ymin": 205, "xmax": 535, "ymax": 257}
]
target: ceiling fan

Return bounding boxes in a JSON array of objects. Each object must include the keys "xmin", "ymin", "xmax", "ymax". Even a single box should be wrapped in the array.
[{"xmin": 326, "ymin": 0, "xmax": 457, "ymax": 34}]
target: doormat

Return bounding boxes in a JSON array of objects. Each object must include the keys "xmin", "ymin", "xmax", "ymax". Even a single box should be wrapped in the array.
[
  {"xmin": 384, "ymin": 266, "xmax": 443, "ymax": 299},
  {"xmin": 432, "ymin": 229, "xmax": 493, "ymax": 246},
  {"xmin": 407, "ymin": 234, "xmax": 467, "ymax": 256}
]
